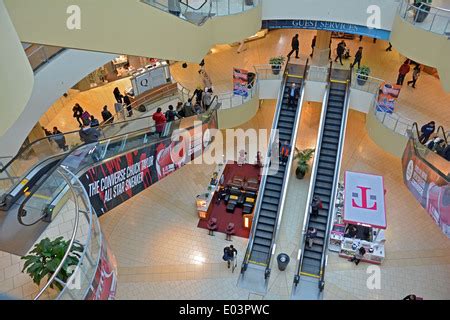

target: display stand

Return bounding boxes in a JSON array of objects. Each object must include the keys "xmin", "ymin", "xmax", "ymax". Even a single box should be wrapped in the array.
[
  {"xmin": 196, "ymin": 161, "xmax": 229, "ymax": 220},
  {"xmin": 329, "ymin": 171, "xmax": 387, "ymax": 264}
]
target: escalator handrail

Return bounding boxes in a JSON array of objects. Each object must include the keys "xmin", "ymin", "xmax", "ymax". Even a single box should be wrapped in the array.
[
  {"xmin": 241, "ymin": 65, "xmax": 290, "ymax": 271},
  {"xmin": 264, "ymin": 59, "xmax": 309, "ymax": 272},
  {"xmin": 180, "ymin": 0, "xmax": 210, "ymax": 11},
  {"xmin": 293, "ymin": 64, "xmax": 332, "ymax": 283},
  {"xmin": 17, "ymin": 106, "xmax": 220, "ymax": 226},
  {"xmin": 318, "ymin": 65, "xmax": 353, "ymax": 287},
  {"xmin": 33, "ymin": 167, "xmax": 83, "ymax": 300},
  {"xmin": 437, "ymin": 125, "xmax": 448, "ymax": 145}
]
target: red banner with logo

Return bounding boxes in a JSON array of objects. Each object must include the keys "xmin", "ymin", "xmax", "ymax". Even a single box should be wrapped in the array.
[{"xmin": 402, "ymin": 140, "xmax": 450, "ymax": 238}]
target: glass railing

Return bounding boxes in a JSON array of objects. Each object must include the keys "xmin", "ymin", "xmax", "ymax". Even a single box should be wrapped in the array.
[
  {"xmin": 398, "ymin": 0, "xmax": 450, "ymax": 35},
  {"xmin": 25, "ymin": 44, "xmax": 66, "ymax": 72},
  {"xmin": 351, "ymin": 71, "xmax": 385, "ymax": 95},
  {"xmin": 371, "ymin": 91, "xmax": 413, "ymax": 137},
  {"xmin": 253, "ymin": 64, "xmax": 283, "ymax": 80},
  {"xmin": 141, "ymin": 0, "xmax": 259, "ymax": 25},
  {"xmin": 29, "ymin": 167, "xmax": 105, "ymax": 300},
  {"xmin": 306, "ymin": 65, "xmax": 330, "ymax": 82},
  {"xmin": 411, "ymin": 123, "xmax": 450, "ymax": 178},
  {"xmin": 18, "ymin": 103, "xmax": 219, "ymax": 226},
  {"xmin": 0, "ymin": 86, "xmax": 183, "ymax": 197}
]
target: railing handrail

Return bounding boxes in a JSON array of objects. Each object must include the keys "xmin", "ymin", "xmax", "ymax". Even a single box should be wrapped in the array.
[
  {"xmin": 241, "ymin": 62, "xmax": 289, "ymax": 272},
  {"xmin": 264, "ymin": 59, "xmax": 309, "ymax": 274},
  {"xmin": 294, "ymin": 63, "xmax": 332, "ymax": 284},
  {"xmin": 437, "ymin": 125, "xmax": 448, "ymax": 145},
  {"xmin": 33, "ymin": 167, "xmax": 84, "ymax": 300},
  {"xmin": 318, "ymin": 65, "xmax": 353, "ymax": 288},
  {"xmin": 402, "ymin": 0, "xmax": 450, "ymax": 14},
  {"xmin": 180, "ymin": 0, "xmax": 209, "ymax": 11}
]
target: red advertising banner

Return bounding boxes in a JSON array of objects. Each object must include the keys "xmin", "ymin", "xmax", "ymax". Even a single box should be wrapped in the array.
[
  {"xmin": 79, "ymin": 114, "xmax": 217, "ymax": 215},
  {"xmin": 402, "ymin": 140, "xmax": 450, "ymax": 238},
  {"xmin": 85, "ymin": 238, "xmax": 118, "ymax": 300}
]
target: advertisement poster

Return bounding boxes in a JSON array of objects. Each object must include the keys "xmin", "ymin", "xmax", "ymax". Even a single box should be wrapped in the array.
[
  {"xmin": 233, "ymin": 68, "xmax": 249, "ymax": 98},
  {"xmin": 376, "ymin": 82, "xmax": 401, "ymax": 114},
  {"xmin": 85, "ymin": 239, "xmax": 118, "ymax": 300},
  {"xmin": 79, "ymin": 115, "xmax": 217, "ymax": 216},
  {"xmin": 402, "ymin": 140, "xmax": 450, "ymax": 238}
]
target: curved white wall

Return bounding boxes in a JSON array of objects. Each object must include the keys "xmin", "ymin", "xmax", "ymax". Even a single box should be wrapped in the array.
[
  {"xmin": 0, "ymin": 49, "xmax": 117, "ymax": 157},
  {"xmin": 262, "ymin": 0, "xmax": 399, "ymax": 31}
]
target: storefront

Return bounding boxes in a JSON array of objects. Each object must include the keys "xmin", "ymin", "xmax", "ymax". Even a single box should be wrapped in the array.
[{"xmin": 329, "ymin": 171, "xmax": 387, "ymax": 264}]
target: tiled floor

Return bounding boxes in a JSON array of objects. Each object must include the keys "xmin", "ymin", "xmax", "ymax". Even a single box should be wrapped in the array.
[{"xmin": 100, "ymin": 101, "xmax": 450, "ymax": 300}]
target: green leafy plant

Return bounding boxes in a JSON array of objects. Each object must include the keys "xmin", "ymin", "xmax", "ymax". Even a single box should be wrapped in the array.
[
  {"xmin": 21, "ymin": 237, "xmax": 84, "ymax": 291},
  {"xmin": 357, "ymin": 65, "xmax": 371, "ymax": 76},
  {"xmin": 294, "ymin": 148, "xmax": 315, "ymax": 179},
  {"xmin": 269, "ymin": 56, "xmax": 286, "ymax": 67}
]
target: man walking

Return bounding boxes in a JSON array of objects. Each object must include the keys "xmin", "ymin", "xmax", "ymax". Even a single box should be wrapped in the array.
[
  {"xmin": 287, "ymin": 34, "xmax": 300, "ymax": 59},
  {"xmin": 351, "ymin": 47, "xmax": 363, "ymax": 69},
  {"xmin": 311, "ymin": 195, "xmax": 323, "ymax": 218},
  {"xmin": 407, "ymin": 64, "xmax": 421, "ymax": 88},
  {"xmin": 419, "ymin": 121, "xmax": 436, "ymax": 144},
  {"xmin": 334, "ymin": 41, "xmax": 345, "ymax": 66},
  {"xmin": 310, "ymin": 35, "xmax": 316, "ymax": 57},
  {"xmin": 223, "ymin": 245, "xmax": 237, "ymax": 270},
  {"xmin": 279, "ymin": 141, "xmax": 291, "ymax": 165},
  {"xmin": 397, "ymin": 60, "xmax": 411, "ymax": 86}
]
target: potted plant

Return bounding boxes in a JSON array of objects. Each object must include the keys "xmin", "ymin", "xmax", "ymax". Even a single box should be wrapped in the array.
[
  {"xmin": 356, "ymin": 66, "xmax": 371, "ymax": 86},
  {"xmin": 269, "ymin": 56, "xmax": 285, "ymax": 75},
  {"xmin": 21, "ymin": 237, "xmax": 84, "ymax": 291},
  {"xmin": 413, "ymin": 0, "xmax": 432, "ymax": 23},
  {"xmin": 294, "ymin": 148, "xmax": 315, "ymax": 179}
]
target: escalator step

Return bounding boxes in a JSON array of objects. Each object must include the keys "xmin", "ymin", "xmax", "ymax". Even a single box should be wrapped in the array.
[
  {"xmin": 328, "ymin": 100, "xmax": 344, "ymax": 108},
  {"xmin": 321, "ymin": 148, "xmax": 337, "ymax": 157},
  {"xmin": 327, "ymin": 107, "xmax": 343, "ymax": 115},
  {"xmin": 262, "ymin": 196, "xmax": 279, "ymax": 206},
  {"xmin": 259, "ymin": 209, "xmax": 277, "ymax": 219},
  {"xmin": 252, "ymin": 244, "xmax": 271, "ymax": 254},
  {"xmin": 250, "ymin": 250, "xmax": 269, "ymax": 264},
  {"xmin": 314, "ymin": 187, "xmax": 331, "ymax": 197},
  {"xmin": 254, "ymin": 237, "xmax": 272, "ymax": 247},
  {"xmin": 256, "ymin": 223, "xmax": 275, "ymax": 233},
  {"xmin": 325, "ymin": 118, "xmax": 342, "ymax": 126},
  {"xmin": 258, "ymin": 216, "xmax": 276, "ymax": 226},
  {"xmin": 329, "ymin": 95, "xmax": 345, "ymax": 103},
  {"xmin": 326, "ymin": 112, "xmax": 343, "ymax": 120},
  {"xmin": 255, "ymin": 230, "xmax": 273, "ymax": 240},
  {"xmin": 279, "ymin": 116, "xmax": 295, "ymax": 124},
  {"xmin": 323, "ymin": 136, "xmax": 340, "ymax": 145},
  {"xmin": 309, "ymin": 221, "xmax": 327, "ymax": 231},
  {"xmin": 278, "ymin": 128, "xmax": 293, "ymax": 136},
  {"xmin": 303, "ymin": 250, "xmax": 322, "ymax": 260},
  {"xmin": 319, "ymin": 155, "xmax": 336, "ymax": 164},
  {"xmin": 267, "ymin": 176, "xmax": 284, "ymax": 185},
  {"xmin": 279, "ymin": 134, "xmax": 291, "ymax": 142},
  {"xmin": 277, "ymin": 121, "xmax": 294, "ymax": 130},
  {"xmin": 330, "ymin": 89, "xmax": 346, "ymax": 97},
  {"xmin": 318, "ymin": 162, "xmax": 336, "ymax": 172},
  {"xmin": 324, "ymin": 125, "xmax": 340, "ymax": 133},
  {"xmin": 321, "ymin": 142, "xmax": 338, "ymax": 152},
  {"xmin": 261, "ymin": 202, "xmax": 278, "ymax": 212},
  {"xmin": 315, "ymin": 181, "xmax": 333, "ymax": 190},
  {"xmin": 313, "ymin": 194, "xmax": 330, "ymax": 205},
  {"xmin": 316, "ymin": 174, "xmax": 334, "ymax": 183},
  {"xmin": 265, "ymin": 184, "xmax": 282, "ymax": 193},
  {"xmin": 264, "ymin": 189, "xmax": 281, "ymax": 198}
]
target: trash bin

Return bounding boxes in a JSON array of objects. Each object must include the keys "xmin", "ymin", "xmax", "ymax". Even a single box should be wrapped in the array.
[{"xmin": 277, "ymin": 253, "xmax": 290, "ymax": 271}]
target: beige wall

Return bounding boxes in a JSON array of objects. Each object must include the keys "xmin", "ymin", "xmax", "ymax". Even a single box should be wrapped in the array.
[
  {"xmin": 4, "ymin": 0, "xmax": 262, "ymax": 63},
  {"xmin": 390, "ymin": 15, "xmax": 450, "ymax": 92},
  {"xmin": 366, "ymin": 108, "xmax": 409, "ymax": 158},
  {"xmin": 217, "ymin": 94, "xmax": 260, "ymax": 129},
  {"xmin": 0, "ymin": 0, "xmax": 34, "ymax": 138}
]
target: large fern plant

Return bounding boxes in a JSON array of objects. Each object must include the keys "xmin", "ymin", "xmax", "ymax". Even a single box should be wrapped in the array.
[
  {"xmin": 294, "ymin": 148, "xmax": 315, "ymax": 179},
  {"xmin": 21, "ymin": 237, "xmax": 84, "ymax": 291}
]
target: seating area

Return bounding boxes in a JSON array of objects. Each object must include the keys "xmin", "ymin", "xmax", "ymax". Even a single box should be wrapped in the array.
[{"xmin": 197, "ymin": 162, "xmax": 261, "ymax": 239}]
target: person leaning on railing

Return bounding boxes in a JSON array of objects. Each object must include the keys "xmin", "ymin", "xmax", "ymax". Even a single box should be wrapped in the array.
[{"xmin": 101, "ymin": 105, "xmax": 114, "ymax": 124}]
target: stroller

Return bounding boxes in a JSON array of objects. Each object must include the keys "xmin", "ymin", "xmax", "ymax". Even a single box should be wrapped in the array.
[{"xmin": 343, "ymin": 47, "xmax": 351, "ymax": 59}]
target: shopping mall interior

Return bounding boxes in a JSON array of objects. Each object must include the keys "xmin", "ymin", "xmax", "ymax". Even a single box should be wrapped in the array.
[{"xmin": 1, "ymin": 0, "xmax": 450, "ymax": 301}]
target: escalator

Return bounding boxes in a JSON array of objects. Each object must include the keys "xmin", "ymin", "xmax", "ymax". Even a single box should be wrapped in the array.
[
  {"xmin": 292, "ymin": 68, "xmax": 351, "ymax": 300},
  {"xmin": 238, "ymin": 61, "xmax": 308, "ymax": 294},
  {"xmin": 0, "ymin": 99, "xmax": 219, "ymax": 256}
]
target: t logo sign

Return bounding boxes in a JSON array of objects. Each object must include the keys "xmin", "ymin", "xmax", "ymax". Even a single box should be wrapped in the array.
[{"xmin": 352, "ymin": 186, "xmax": 377, "ymax": 210}]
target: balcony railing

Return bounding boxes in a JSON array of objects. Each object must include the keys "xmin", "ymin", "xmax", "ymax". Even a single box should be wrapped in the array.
[
  {"xmin": 25, "ymin": 44, "xmax": 66, "ymax": 72},
  {"xmin": 372, "ymin": 93, "xmax": 413, "ymax": 137},
  {"xmin": 306, "ymin": 65, "xmax": 330, "ymax": 83},
  {"xmin": 398, "ymin": 0, "xmax": 450, "ymax": 36},
  {"xmin": 351, "ymin": 71, "xmax": 385, "ymax": 95},
  {"xmin": 141, "ymin": 0, "xmax": 259, "ymax": 25}
]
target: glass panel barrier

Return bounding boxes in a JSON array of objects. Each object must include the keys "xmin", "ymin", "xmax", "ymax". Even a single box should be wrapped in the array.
[
  {"xmin": 306, "ymin": 65, "xmax": 330, "ymax": 82},
  {"xmin": 26, "ymin": 45, "xmax": 65, "ymax": 72},
  {"xmin": 398, "ymin": 0, "xmax": 450, "ymax": 36}
]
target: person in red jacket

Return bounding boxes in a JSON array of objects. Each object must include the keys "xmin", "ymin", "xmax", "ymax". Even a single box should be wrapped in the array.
[
  {"xmin": 152, "ymin": 107, "xmax": 167, "ymax": 137},
  {"xmin": 396, "ymin": 59, "xmax": 411, "ymax": 86}
]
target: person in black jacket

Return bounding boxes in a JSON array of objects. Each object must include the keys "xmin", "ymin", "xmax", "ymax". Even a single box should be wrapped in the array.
[
  {"xmin": 101, "ymin": 105, "xmax": 113, "ymax": 124},
  {"xmin": 165, "ymin": 105, "xmax": 181, "ymax": 122},
  {"xmin": 113, "ymin": 87, "xmax": 123, "ymax": 104},
  {"xmin": 334, "ymin": 41, "xmax": 346, "ymax": 65},
  {"xmin": 287, "ymin": 34, "xmax": 300, "ymax": 59},
  {"xmin": 310, "ymin": 35, "xmax": 316, "ymax": 57},
  {"xmin": 72, "ymin": 104, "xmax": 84, "ymax": 127},
  {"xmin": 351, "ymin": 47, "xmax": 363, "ymax": 69},
  {"xmin": 123, "ymin": 94, "xmax": 133, "ymax": 117},
  {"xmin": 419, "ymin": 121, "xmax": 436, "ymax": 144}
]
